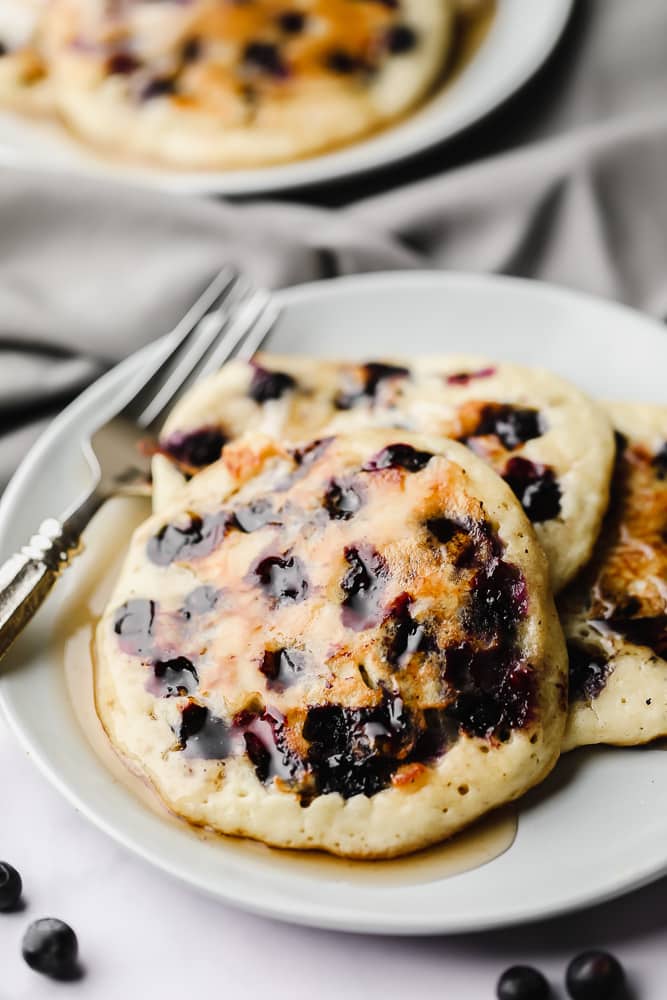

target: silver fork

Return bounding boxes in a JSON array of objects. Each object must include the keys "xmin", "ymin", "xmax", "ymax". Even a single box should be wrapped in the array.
[{"xmin": 0, "ymin": 266, "xmax": 278, "ymax": 661}]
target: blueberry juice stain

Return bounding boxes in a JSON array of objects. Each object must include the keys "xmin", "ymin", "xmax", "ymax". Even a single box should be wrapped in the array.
[
  {"xmin": 113, "ymin": 599, "xmax": 157, "ymax": 657},
  {"xmin": 147, "ymin": 510, "xmax": 232, "ymax": 565}
]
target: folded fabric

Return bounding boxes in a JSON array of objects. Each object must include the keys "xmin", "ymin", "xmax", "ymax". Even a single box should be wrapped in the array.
[{"xmin": 1, "ymin": 0, "xmax": 665, "ymax": 491}]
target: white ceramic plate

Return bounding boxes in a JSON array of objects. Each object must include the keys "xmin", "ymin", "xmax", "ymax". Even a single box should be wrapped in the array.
[
  {"xmin": 0, "ymin": 0, "xmax": 572, "ymax": 196},
  {"xmin": 1, "ymin": 272, "xmax": 666, "ymax": 935}
]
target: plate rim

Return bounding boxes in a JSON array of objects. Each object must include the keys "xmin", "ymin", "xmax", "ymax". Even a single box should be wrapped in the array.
[
  {"xmin": 0, "ymin": 0, "xmax": 574, "ymax": 196},
  {"xmin": 2, "ymin": 270, "xmax": 667, "ymax": 935}
]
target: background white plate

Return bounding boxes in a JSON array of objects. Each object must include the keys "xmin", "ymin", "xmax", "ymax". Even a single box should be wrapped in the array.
[
  {"xmin": 0, "ymin": 0, "xmax": 573, "ymax": 196},
  {"xmin": 1, "ymin": 272, "xmax": 666, "ymax": 935}
]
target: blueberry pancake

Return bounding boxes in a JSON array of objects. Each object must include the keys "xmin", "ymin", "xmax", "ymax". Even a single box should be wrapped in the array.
[
  {"xmin": 152, "ymin": 354, "xmax": 615, "ymax": 591},
  {"xmin": 42, "ymin": 0, "xmax": 453, "ymax": 169},
  {"xmin": 0, "ymin": 1, "xmax": 51, "ymax": 113},
  {"xmin": 98, "ymin": 429, "xmax": 566, "ymax": 858},
  {"xmin": 562, "ymin": 403, "xmax": 667, "ymax": 751}
]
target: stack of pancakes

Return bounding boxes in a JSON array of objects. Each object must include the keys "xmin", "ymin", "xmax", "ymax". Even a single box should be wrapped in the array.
[{"xmin": 96, "ymin": 352, "xmax": 666, "ymax": 857}]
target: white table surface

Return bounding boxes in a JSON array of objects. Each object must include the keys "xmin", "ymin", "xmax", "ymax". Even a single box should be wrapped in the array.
[{"xmin": 1, "ymin": 718, "xmax": 665, "ymax": 999}]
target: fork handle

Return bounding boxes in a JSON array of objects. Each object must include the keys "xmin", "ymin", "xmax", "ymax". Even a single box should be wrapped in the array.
[{"xmin": 0, "ymin": 491, "xmax": 103, "ymax": 662}]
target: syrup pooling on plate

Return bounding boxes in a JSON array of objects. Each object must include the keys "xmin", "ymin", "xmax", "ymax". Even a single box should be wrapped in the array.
[
  {"xmin": 111, "ymin": 433, "xmax": 541, "ymax": 808},
  {"xmin": 56, "ymin": 497, "xmax": 518, "ymax": 882}
]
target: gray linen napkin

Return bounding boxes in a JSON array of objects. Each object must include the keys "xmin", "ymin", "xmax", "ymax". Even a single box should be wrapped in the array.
[{"xmin": 1, "ymin": 0, "xmax": 666, "ymax": 491}]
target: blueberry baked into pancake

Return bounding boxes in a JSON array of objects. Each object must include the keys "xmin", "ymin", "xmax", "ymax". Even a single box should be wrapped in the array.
[
  {"xmin": 98, "ymin": 429, "xmax": 567, "ymax": 857},
  {"xmin": 41, "ymin": 0, "xmax": 454, "ymax": 169},
  {"xmin": 152, "ymin": 354, "xmax": 615, "ymax": 592},
  {"xmin": 0, "ymin": 1, "xmax": 51, "ymax": 113},
  {"xmin": 562, "ymin": 403, "xmax": 667, "ymax": 752}
]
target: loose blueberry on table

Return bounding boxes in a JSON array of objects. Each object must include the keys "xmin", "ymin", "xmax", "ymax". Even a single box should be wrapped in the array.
[
  {"xmin": 22, "ymin": 918, "xmax": 80, "ymax": 980},
  {"xmin": 497, "ymin": 965, "xmax": 551, "ymax": 1000},
  {"xmin": 565, "ymin": 951, "xmax": 625, "ymax": 1000},
  {"xmin": 0, "ymin": 861, "xmax": 22, "ymax": 911}
]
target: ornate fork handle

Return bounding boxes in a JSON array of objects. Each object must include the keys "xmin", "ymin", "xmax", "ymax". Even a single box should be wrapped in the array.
[{"xmin": 0, "ymin": 491, "xmax": 103, "ymax": 661}]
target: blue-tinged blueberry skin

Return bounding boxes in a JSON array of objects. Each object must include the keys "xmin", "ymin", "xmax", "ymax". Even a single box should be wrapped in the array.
[
  {"xmin": 179, "ymin": 703, "xmax": 230, "ymax": 759},
  {"xmin": 497, "ymin": 965, "xmax": 551, "ymax": 1000},
  {"xmin": 232, "ymin": 498, "xmax": 276, "ymax": 533},
  {"xmin": 253, "ymin": 553, "xmax": 309, "ymax": 604},
  {"xmin": 384, "ymin": 593, "xmax": 432, "ymax": 668},
  {"xmin": 248, "ymin": 365, "xmax": 296, "ymax": 403},
  {"xmin": 335, "ymin": 361, "xmax": 409, "ymax": 409},
  {"xmin": 243, "ymin": 710, "xmax": 302, "ymax": 785},
  {"xmin": 302, "ymin": 691, "xmax": 411, "ymax": 799},
  {"xmin": 362, "ymin": 443, "xmax": 433, "ymax": 473},
  {"xmin": 565, "ymin": 951, "xmax": 625, "ymax": 1000},
  {"xmin": 444, "ymin": 635, "xmax": 534, "ymax": 740},
  {"xmin": 464, "ymin": 560, "xmax": 528, "ymax": 640},
  {"xmin": 260, "ymin": 648, "xmax": 307, "ymax": 691},
  {"xmin": 182, "ymin": 585, "xmax": 219, "ymax": 616},
  {"xmin": 22, "ymin": 919, "xmax": 80, "ymax": 981},
  {"xmin": 147, "ymin": 511, "xmax": 232, "ymax": 566},
  {"xmin": 0, "ymin": 862, "xmax": 22, "ymax": 911},
  {"xmin": 278, "ymin": 438, "xmax": 334, "ymax": 490},
  {"xmin": 470, "ymin": 404, "xmax": 544, "ymax": 451},
  {"xmin": 503, "ymin": 457, "xmax": 562, "ymax": 523},
  {"xmin": 567, "ymin": 641, "xmax": 611, "ymax": 702},
  {"xmin": 160, "ymin": 426, "xmax": 226, "ymax": 469},
  {"xmin": 150, "ymin": 657, "xmax": 198, "ymax": 698},
  {"xmin": 324, "ymin": 479, "xmax": 362, "ymax": 520},
  {"xmin": 340, "ymin": 545, "xmax": 387, "ymax": 630},
  {"xmin": 113, "ymin": 599, "xmax": 156, "ymax": 657}
]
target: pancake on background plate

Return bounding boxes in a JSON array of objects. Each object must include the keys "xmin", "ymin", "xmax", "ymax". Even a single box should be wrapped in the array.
[
  {"xmin": 98, "ymin": 429, "xmax": 566, "ymax": 858},
  {"xmin": 0, "ymin": 1, "xmax": 51, "ymax": 113},
  {"xmin": 562, "ymin": 403, "xmax": 667, "ymax": 751},
  {"xmin": 41, "ymin": 0, "xmax": 454, "ymax": 169},
  {"xmin": 152, "ymin": 354, "xmax": 615, "ymax": 592}
]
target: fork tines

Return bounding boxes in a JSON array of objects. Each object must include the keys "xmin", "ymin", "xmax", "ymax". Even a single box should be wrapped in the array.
[{"xmin": 122, "ymin": 267, "xmax": 278, "ymax": 432}]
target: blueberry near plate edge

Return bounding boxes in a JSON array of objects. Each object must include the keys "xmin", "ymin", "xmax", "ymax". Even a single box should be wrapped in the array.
[{"xmin": 2, "ymin": 270, "xmax": 667, "ymax": 934}]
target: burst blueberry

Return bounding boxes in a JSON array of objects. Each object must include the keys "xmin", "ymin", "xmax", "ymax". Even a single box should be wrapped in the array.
[
  {"xmin": 254, "ymin": 553, "xmax": 309, "ymax": 603},
  {"xmin": 503, "ymin": 457, "xmax": 562, "ymax": 522},
  {"xmin": 248, "ymin": 365, "xmax": 296, "ymax": 403},
  {"xmin": 363, "ymin": 443, "xmax": 433, "ymax": 472}
]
